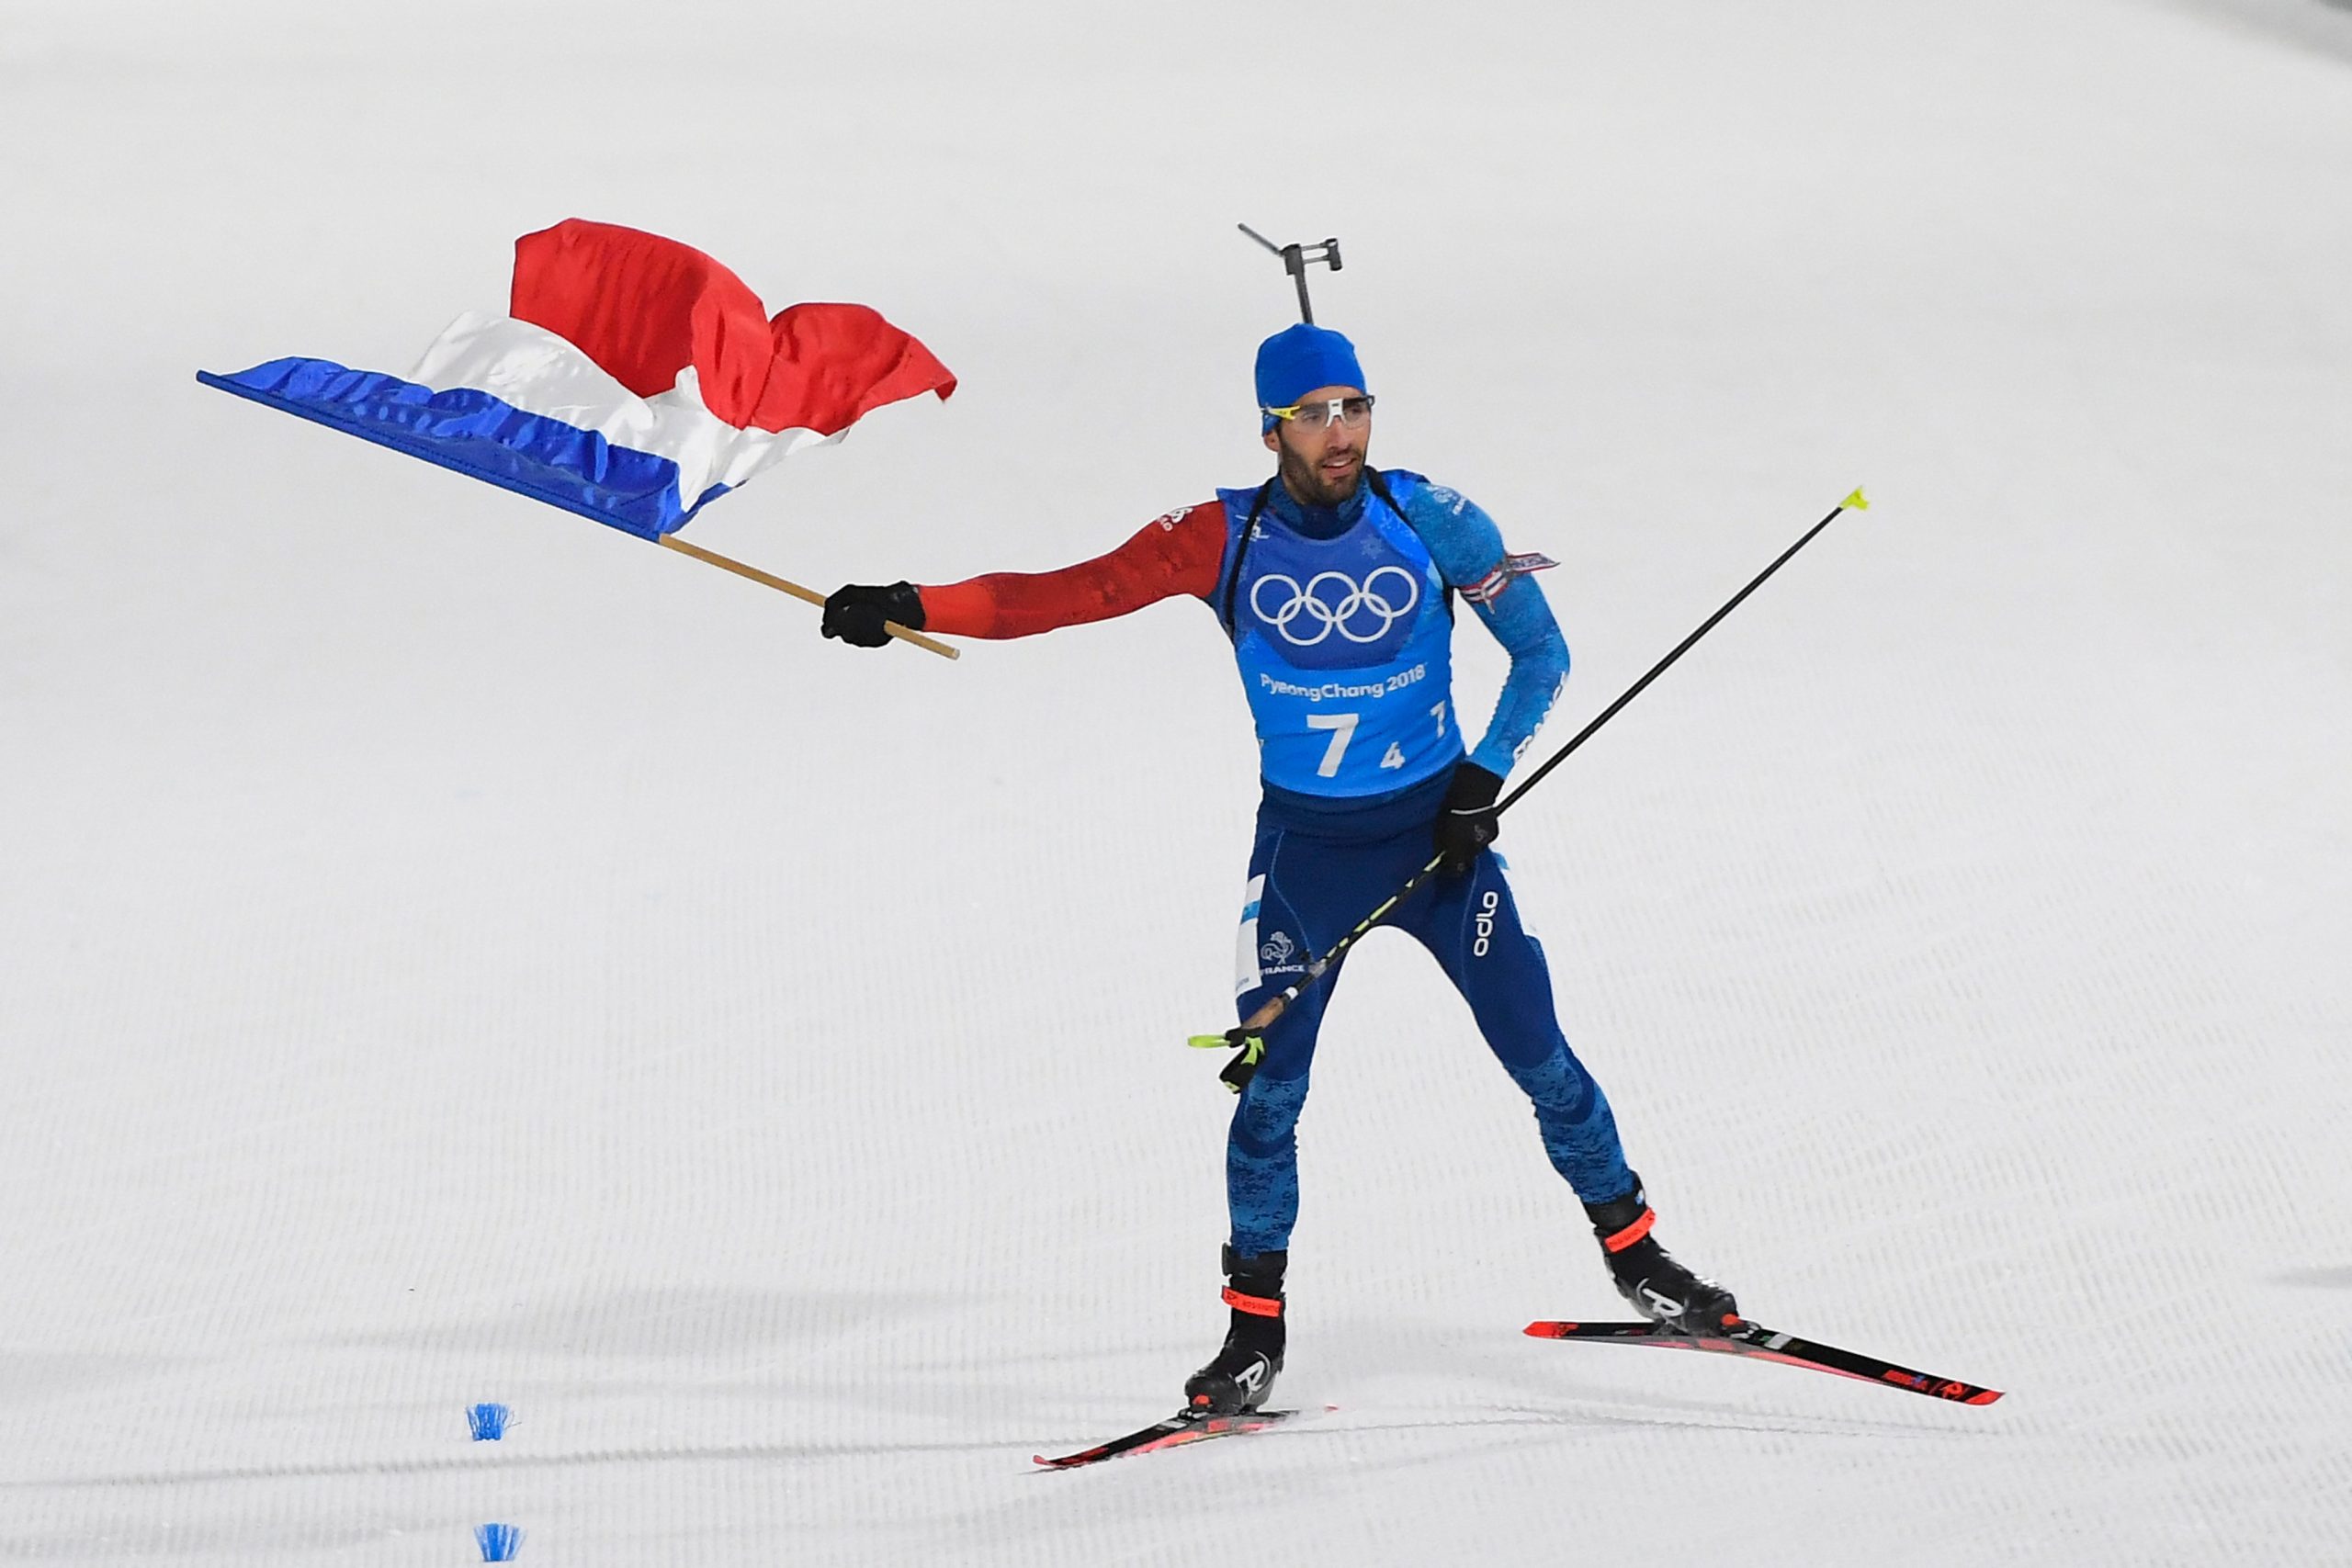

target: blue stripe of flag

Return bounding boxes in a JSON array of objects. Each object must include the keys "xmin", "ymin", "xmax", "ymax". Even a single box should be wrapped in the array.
[{"xmin": 197, "ymin": 357, "xmax": 729, "ymax": 539}]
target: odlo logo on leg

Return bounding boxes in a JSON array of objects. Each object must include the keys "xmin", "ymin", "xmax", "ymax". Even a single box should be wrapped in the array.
[{"xmin": 1473, "ymin": 890, "xmax": 1500, "ymax": 957}]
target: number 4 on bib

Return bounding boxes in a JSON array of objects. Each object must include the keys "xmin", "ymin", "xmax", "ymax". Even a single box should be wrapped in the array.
[{"xmin": 1379, "ymin": 702, "xmax": 1437, "ymax": 769}]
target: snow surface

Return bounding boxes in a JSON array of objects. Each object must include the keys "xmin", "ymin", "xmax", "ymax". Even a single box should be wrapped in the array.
[{"xmin": 5, "ymin": 1, "xmax": 2350, "ymax": 1562}]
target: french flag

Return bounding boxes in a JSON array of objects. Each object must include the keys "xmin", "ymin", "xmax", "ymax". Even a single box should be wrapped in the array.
[{"xmin": 198, "ymin": 219, "xmax": 956, "ymax": 538}]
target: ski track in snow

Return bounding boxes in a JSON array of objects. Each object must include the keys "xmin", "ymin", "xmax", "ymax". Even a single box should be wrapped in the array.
[{"xmin": 4, "ymin": 1, "xmax": 2349, "ymax": 1563}]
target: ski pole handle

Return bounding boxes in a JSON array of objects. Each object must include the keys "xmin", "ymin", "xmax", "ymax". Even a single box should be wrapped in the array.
[
  {"xmin": 1200, "ymin": 852, "xmax": 1449, "ymax": 1091},
  {"xmin": 1244, "ymin": 850, "xmax": 1444, "ymax": 1031}
]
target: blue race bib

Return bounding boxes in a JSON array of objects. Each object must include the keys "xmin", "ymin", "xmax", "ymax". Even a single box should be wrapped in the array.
[{"xmin": 1216, "ymin": 477, "xmax": 1463, "ymax": 797}]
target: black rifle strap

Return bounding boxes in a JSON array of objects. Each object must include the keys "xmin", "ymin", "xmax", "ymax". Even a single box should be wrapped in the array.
[{"xmin": 1220, "ymin": 479, "xmax": 1275, "ymax": 636}]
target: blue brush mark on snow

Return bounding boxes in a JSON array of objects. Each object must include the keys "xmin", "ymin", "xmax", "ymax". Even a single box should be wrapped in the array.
[
  {"xmin": 474, "ymin": 1522, "xmax": 525, "ymax": 1562},
  {"xmin": 466, "ymin": 1403, "xmax": 511, "ymax": 1441}
]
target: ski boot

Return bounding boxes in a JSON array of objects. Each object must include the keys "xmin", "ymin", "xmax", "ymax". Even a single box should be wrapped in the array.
[
  {"xmin": 1585, "ymin": 1177, "xmax": 1740, "ymax": 1335},
  {"xmin": 1183, "ymin": 1247, "xmax": 1285, "ymax": 1416}
]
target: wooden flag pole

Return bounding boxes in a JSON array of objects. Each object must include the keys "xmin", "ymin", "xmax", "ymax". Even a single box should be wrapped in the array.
[{"xmin": 656, "ymin": 534, "xmax": 959, "ymax": 660}]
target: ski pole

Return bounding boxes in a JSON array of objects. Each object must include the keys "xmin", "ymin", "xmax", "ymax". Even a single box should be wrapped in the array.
[{"xmin": 1190, "ymin": 487, "xmax": 1869, "ymax": 1091}]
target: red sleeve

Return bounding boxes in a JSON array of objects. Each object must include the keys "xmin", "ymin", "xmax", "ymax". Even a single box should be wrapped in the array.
[{"xmin": 918, "ymin": 502, "xmax": 1228, "ymax": 639}]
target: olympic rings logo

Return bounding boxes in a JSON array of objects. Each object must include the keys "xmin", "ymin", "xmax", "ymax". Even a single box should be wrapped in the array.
[{"xmin": 1249, "ymin": 566, "xmax": 1421, "ymax": 646}]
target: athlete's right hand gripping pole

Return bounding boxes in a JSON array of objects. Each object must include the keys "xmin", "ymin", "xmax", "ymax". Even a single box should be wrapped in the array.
[{"xmin": 1190, "ymin": 489, "xmax": 1871, "ymax": 1092}]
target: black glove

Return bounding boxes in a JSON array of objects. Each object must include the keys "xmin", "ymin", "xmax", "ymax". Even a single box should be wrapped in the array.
[
  {"xmin": 820, "ymin": 581, "xmax": 924, "ymax": 648},
  {"xmin": 1433, "ymin": 761, "xmax": 1504, "ymax": 874}
]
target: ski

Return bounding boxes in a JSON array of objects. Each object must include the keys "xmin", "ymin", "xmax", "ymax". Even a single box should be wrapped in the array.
[
  {"xmin": 1033, "ymin": 1407, "xmax": 1303, "ymax": 1471},
  {"xmin": 1524, "ymin": 1318, "xmax": 2003, "ymax": 1405}
]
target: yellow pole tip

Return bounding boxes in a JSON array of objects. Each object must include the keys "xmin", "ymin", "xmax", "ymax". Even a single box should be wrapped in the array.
[{"xmin": 1842, "ymin": 488, "xmax": 1870, "ymax": 511}]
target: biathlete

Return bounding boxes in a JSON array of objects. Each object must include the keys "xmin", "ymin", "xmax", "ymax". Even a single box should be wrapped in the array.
[{"xmin": 821, "ymin": 323, "xmax": 1737, "ymax": 1416}]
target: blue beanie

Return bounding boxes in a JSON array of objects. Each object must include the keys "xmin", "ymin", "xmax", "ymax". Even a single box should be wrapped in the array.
[{"xmin": 1255, "ymin": 323, "xmax": 1366, "ymax": 430}]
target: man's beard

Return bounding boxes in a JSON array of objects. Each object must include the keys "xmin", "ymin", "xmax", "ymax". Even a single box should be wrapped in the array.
[{"xmin": 1280, "ymin": 443, "xmax": 1363, "ymax": 507}]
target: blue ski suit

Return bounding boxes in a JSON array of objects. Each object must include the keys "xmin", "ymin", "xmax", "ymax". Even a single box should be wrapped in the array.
[{"xmin": 1213, "ymin": 470, "xmax": 1634, "ymax": 1255}]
